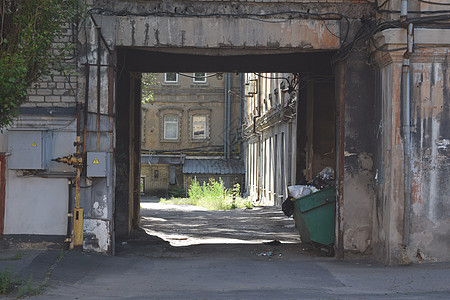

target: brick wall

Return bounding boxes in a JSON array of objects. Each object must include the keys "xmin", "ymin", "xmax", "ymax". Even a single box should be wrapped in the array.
[
  {"xmin": 141, "ymin": 164, "xmax": 170, "ymax": 195},
  {"xmin": 23, "ymin": 23, "xmax": 78, "ymax": 109}
]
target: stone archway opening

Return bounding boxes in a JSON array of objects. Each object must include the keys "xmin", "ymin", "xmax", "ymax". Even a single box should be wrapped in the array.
[{"xmin": 114, "ymin": 48, "xmax": 337, "ymax": 255}]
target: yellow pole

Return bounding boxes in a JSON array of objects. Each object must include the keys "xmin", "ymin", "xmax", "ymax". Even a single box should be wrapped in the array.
[{"xmin": 73, "ymin": 136, "xmax": 83, "ymax": 247}]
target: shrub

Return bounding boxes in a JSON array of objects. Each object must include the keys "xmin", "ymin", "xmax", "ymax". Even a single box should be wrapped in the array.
[
  {"xmin": 169, "ymin": 187, "xmax": 186, "ymax": 198},
  {"xmin": 162, "ymin": 177, "xmax": 253, "ymax": 210}
]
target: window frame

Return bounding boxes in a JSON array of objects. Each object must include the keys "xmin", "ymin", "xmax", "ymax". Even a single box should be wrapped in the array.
[
  {"xmin": 164, "ymin": 73, "xmax": 178, "ymax": 83},
  {"xmin": 188, "ymin": 108, "xmax": 211, "ymax": 142},
  {"xmin": 193, "ymin": 72, "xmax": 207, "ymax": 83},
  {"xmin": 163, "ymin": 114, "xmax": 179, "ymax": 140},
  {"xmin": 192, "ymin": 115, "xmax": 208, "ymax": 140}
]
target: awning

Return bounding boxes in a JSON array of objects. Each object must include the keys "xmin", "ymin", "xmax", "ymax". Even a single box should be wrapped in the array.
[{"xmin": 183, "ymin": 159, "xmax": 244, "ymax": 175}]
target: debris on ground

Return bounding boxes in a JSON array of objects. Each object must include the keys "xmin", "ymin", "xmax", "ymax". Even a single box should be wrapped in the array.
[
  {"xmin": 257, "ymin": 248, "xmax": 282, "ymax": 258},
  {"xmin": 264, "ymin": 240, "xmax": 281, "ymax": 246}
]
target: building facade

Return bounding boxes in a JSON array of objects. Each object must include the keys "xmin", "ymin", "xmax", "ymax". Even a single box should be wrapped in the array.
[
  {"xmin": 242, "ymin": 73, "xmax": 299, "ymax": 206},
  {"xmin": 140, "ymin": 72, "xmax": 244, "ymax": 196},
  {"xmin": 0, "ymin": 0, "xmax": 448, "ymax": 264}
]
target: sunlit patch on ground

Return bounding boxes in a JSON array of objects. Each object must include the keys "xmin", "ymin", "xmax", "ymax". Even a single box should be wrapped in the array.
[{"xmin": 140, "ymin": 196, "xmax": 301, "ymax": 247}]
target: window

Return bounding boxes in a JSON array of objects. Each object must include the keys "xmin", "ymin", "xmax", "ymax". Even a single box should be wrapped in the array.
[
  {"xmin": 164, "ymin": 114, "xmax": 179, "ymax": 140},
  {"xmin": 193, "ymin": 73, "xmax": 207, "ymax": 83},
  {"xmin": 188, "ymin": 108, "xmax": 210, "ymax": 141},
  {"xmin": 165, "ymin": 73, "xmax": 178, "ymax": 83},
  {"xmin": 192, "ymin": 115, "xmax": 207, "ymax": 139}
]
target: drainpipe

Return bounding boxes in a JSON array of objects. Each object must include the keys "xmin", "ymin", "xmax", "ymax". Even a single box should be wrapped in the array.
[
  {"xmin": 402, "ymin": 22, "xmax": 414, "ymax": 247},
  {"xmin": 256, "ymin": 76, "xmax": 262, "ymax": 202},
  {"xmin": 227, "ymin": 74, "xmax": 232, "ymax": 159},
  {"xmin": 96, "ymin": 26, "xmax": 102, "ymax": 151},
  {"xmin": 400, "ymin": 0, "xmax": 408, "ymax": 22},
  {"xmin": 239, "ymin": 74, "xmax": 244, "ymax": 133},
  {"xmin": 224, "ymin": 73, "xmax": 228, "ymax": 159}
]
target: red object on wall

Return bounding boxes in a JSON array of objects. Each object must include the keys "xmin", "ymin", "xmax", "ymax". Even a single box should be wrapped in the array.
[{"xmin": 0, "ymin": 155, "xmax": 5, "ymax": 236}]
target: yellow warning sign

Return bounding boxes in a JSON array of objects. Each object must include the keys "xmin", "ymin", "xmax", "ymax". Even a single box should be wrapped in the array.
[
  {"xmin": 32, "ymin": 142, "xmax": 37, "ymax": 147},
  {"xmin": 93, "ymin": 158, "xmax": 100, "ymax": 164}
]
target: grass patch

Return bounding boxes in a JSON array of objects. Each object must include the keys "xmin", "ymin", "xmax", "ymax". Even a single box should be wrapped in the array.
[
  {"xmin": 0, "ymin": 268, "xmax": 13, "ymax": 294},
  {"xmin": 16, "ymin": 275, "xmax": 44, "ymax": 299},
  {"xmin": 160, "ymin": 197, "xmax": 195, "ymax": 205},
  {"xmin": 161, "ymin": 179, "xmax": 254, "ymax": 210},
  {"xmin": 0, "ymin": 252, "xmax": 23, "ymax": 262},
  {"xmin": 0, "ymin": 268, "xmax": 21, "ymax": 295},
  {"xmin": 0, "ymin": 250, "xmax": 66, "ymax": 298}
]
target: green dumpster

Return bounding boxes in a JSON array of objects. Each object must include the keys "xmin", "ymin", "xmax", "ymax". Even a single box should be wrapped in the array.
[{"xmin": 292, "ymin": 187, "xmax": 335, "ymax": 246}]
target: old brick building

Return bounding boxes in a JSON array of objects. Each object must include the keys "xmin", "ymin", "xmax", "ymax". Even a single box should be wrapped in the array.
[{"xmin": 140, "ymin": 72, "xmax": 243, "ymax": 196}]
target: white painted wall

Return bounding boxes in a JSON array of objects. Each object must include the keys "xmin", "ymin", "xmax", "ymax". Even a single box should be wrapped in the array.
[
  {"xmin": 4, "ymin": 171, "xmax": 68, "ymax": 235},
  {"xmin": 0, "ymin": 132, "xmax": 7, "ymax": 152}
]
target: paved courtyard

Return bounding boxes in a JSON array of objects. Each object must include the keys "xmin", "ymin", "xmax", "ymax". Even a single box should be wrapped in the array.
[{"xmin": 1, "ymin": 200, "xmax": 449, "ymax": 299}]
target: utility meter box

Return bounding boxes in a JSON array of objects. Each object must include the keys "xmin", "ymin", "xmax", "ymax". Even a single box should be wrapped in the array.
[
  {"xmin": 8, "ymin": 130, "xmax": 45, "ymax": 169},
  {"xmin": 87, "ymin": 152, "xmax": 108, "ymax": 177}
]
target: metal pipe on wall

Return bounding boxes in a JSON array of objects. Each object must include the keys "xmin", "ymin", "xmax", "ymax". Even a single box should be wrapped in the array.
[
  {"xmin": 402, "ymin": 22, "xmax": 414, "ymax": 247},
  {"xmin": 400, "ymin": 0, "xmax": 408, "ymax": 21},
  {"xmin": 224, "ymin": 73, "xmax": 228, "ymax": 159},
  {"xmin": 96, "ymin": 26, "xmax": 102, "ymax": 151},
  {"xmin": 336, "ymin": 61, "xmax": 346, "ymax": 259},
  {"xmin": 227, "ymin": 74, "xmax": 232, "ymax": 159}
]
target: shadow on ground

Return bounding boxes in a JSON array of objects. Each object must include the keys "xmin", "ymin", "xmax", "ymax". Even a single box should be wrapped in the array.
[{"xmin": 116, "ymin": 197, "xmax": 325, "ymax": 259}]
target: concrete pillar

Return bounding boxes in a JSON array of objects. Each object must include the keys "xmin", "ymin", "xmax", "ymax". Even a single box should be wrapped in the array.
[{"xmin": 372, "ymin": 28, "xmax": 450, "ymax": 264}]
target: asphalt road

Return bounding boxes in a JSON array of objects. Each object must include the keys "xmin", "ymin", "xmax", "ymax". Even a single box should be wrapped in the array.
[{"xmin": 1, "ymin": 200, "xmax": 449, "ymax": 299}]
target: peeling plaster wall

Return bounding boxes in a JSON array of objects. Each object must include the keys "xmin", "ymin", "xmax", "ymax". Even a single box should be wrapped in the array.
[
  {"xmin": 409, "ymin": 53, "xmax": 450, "ymax": 262},
  {"xmin": 341, "ymin": 46, "xmax": 376, "ymax": 254},
  {"xmin": 84, "ymin": 219, "xmax": 111, "ymax": 252},
  {"xmin": 373, "ymin": 29, "xmax": 450, "ymax": 264},
  {"xmin": 78, "ymin": 14, "xmax": 115, "ymax": 253},
  {"xmin": 115, "ymin": 17, "xmax": 340, "ymax": 50}
]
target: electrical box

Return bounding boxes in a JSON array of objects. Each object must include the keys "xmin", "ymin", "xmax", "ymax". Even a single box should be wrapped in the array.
[
  {"xmin": 86, "ymin": 152, "xmax": 108, "ymax": 177},
  {"xmin": 8, "ymin": 130, "xmax": 45, "ymax": 169}
]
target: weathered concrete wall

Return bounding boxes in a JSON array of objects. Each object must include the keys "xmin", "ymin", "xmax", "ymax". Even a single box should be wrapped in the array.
[
  {"xmin": 409, "ymin": 49, "xmax": 450, "ymax": 262},
  {"xmin": 115, "ymin": 17, "xmax": 340, "ymax": 51},
  {"xmin": 83, "ymin": 0, "xmax": 379, "ymax": 56},
  {"xmin": 341, "ymin": 47, "xmax": 376, "ymax": 254},
  {"xmin": 373, "ymin": 29, "xmax": 450, "ymax": 264},
  {"xmin": 74, "ymin": 13, "xmax": 116, "ymax": 252}
]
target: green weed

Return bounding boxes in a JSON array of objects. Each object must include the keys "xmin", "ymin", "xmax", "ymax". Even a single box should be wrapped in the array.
[
  {"xmin": 161, "ymin": 178, "xmax": 254, "ymax": 210},
  {"xmin": 169, "ymin": 187, "xmax": 186, "ymax": 198},
  {"xmin": 16, "ymin": 275, "xmax": 43, "ymax": 298},
  {"xmin": 0, "ymin": 252, "xmax": 23, "ymax": 262},
  {"xmin": 0, "ymin": 268, "xmax": 19, "ymax": 295}
]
